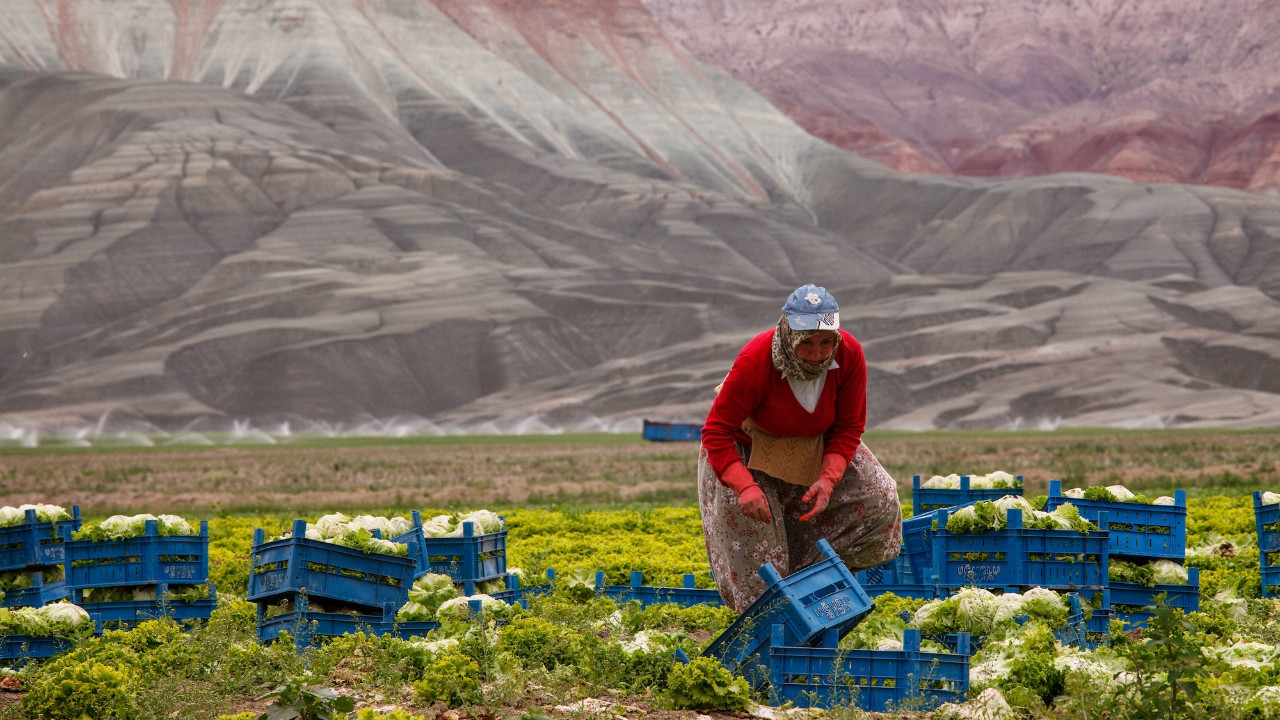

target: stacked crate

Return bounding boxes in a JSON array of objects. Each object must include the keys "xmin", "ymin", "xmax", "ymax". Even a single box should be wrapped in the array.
[
  {"xmin": 702, "ymin": 539, "xmax": 970, "ymax": 712},
  {"xmin": 0, "ymin": 506, "xmax": 80, "ymax": 609},
  {"xmin": 703, "ymin": 540, "xmax": 877, "ymax": 684},
  {"xmin": 394, "ymin": 511, "xmax": 508, "ymax": 596},
  {"xmin": 768, "ymin": 627, "xmax": 970, "ymax": 711},
  {"xmin": 249, "ymin": 519, "xmax": 419, "ymax": 646},
  {"xmin": 1045, "ymin": 480, "xmax": 1194, "ymax": 630},
  {"xmin": 1254, "ymin": 492, "xmax": 1280, "ymax": 598},
  {"xmin": 864, "ymin": 475, "xmax": 1025, "ymax": 599},
  {"xmin": 928, "ymin": 506, "xmax": 1110, "ymax": 594},
  {"xmin": 0, "ymin": 507, "xmax": 81, "ymax": 665},
  {"xmin": 64, "ymin": 518, "xmax": 215, "ymax": 634}
]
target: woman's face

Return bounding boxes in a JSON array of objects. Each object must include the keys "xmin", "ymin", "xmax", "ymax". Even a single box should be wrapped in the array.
[{"xmin": 795, "ymin": 332, "xmax": 838, "ymax": 364}]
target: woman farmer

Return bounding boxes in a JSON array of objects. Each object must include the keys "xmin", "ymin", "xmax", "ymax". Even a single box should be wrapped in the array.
[{"xmin": 698, "ymin": 284, "xmax": 902, "ymax": 612}]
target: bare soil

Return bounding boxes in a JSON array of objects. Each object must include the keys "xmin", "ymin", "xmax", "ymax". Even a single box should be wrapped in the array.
[{"xmin": 1, "ymin": 429, "xmax": 1275, "ymax": 516}]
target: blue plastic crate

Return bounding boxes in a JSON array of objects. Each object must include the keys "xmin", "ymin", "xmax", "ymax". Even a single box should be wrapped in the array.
[
  {"xmin": 248, "ymin": 521, "xmax": 417, "ymax": 611},
  {"xmin": 1085, "ymin": 607, "xmax": 1112, "ymax": 648},
  {"xmin": 902, "ymin": 501, "xmax": 980, "ymax": 584},
  {"xmin": 1045, "ymin": 481, "xmax": 1186, "ymax": 560},
  {"xmin": 1257, "ymin": 491, "xmax": 1280, "ymax": 553},
  {"xmin": 79, "ymin": 584, "xmax": 218, "ymax": 634},
  {"xmin": 913, "ymin": 475, "xmax": 1024, "ymax": 516},
  {"xmin": 1109, "ymin": 567, "xmax": 1199, "ymax": 629},
  {"xmin": 0, "ymin": 570, "xmax": 68, "ymax": 608},
  {"xmin": 64, "ymin": 519, "xmax": 209, "ymax": 589},
  {"xmin": 856, "ymin": 549, "xmax": 937, "ymax": 600},
  {"xmin": 256, "ymin": 601, "xmax": 440, "ymax": 647},
  {"xmin": 768, "ymin": 627, "xmax": 969, "ymax": 711},
  {"xmin": 932, "ymin": 508, "xmax": 1109, "ymax": 591},
  {"xmin": 1255, "ymin": 492, "xmax": 1280, "ymax": 597},
  {"xmin": 594, "ymin": 571, "xmax": 723, "ymax": 608},
  {"xmin": 394, "ymin": 512, "xmax": 507, "ymax": 593},
  {"xmin": 0, "ymin": 635, "xmax": 73, "ymax": 667},
  {"xmin": 1264, "ymin": 565, "xmax": 1280, "ymax": 599},
  {"xmin": 702, "ymin": 539, "xmax": 874, "ymax": 688},
  {"xmin": 928, "ymin": 591, "xmax": 1089, "ymax": 652},
  {"xmin": 492, "ymin": 569, "xmax": 556, "ymax": 609},
  {"xmin": 0, "ymin": 506, "xmax": 81, "ymax": 572},
  {"xmin": 861, "ymin": 548, "xmax": 913, "ymax": 586}
]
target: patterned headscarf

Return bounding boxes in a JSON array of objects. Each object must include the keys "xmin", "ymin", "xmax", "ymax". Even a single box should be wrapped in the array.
[{"xmin": 771, "ymin": 315, "xmax": 841, "ymax": 382}]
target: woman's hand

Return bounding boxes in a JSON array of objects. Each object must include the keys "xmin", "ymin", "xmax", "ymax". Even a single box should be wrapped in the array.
[
  {"xmin": 800, "ymin": 454, "xmax": 848, "ymax": 522},
  {"xmin": 721, "ymin": 463, "xmax": 772, "ymax": 523}
]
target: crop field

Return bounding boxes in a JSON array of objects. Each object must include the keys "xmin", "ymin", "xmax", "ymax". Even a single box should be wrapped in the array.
[{"xmin": 1, "ymin": 428, "xmax": 1279, "ymax": 720}]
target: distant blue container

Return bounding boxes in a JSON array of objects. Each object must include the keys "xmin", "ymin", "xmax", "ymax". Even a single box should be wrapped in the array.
[
  {"xmin": 702, "ymin": 539, "xmax": 874, "ymax": 688},
  {"xmin": 1045, "ymin": 480, "xmax": 1186, "ymax": 560},
  {"xmin": 64, "ymin": 519, "xmax": 208, "ymax": 589},
  {"xmin": 912, "ymin": 475, "xmax": 1024, "ymax": 516},
  {"xmin": 768, "ymin": 627, "xmax": 970, "ymax": 711},
  {"xmin": 642, "ymin": 420, "xmax": 701, "ymax": 442},
  {"xmin": 0, "ymin": 506, "xmax": 81, "ymax": 572}
]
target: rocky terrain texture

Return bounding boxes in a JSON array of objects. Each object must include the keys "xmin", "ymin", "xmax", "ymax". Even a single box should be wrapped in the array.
[
  {"xmin": 0, "ymin": 0, "xmax": 1279, "ymax": 434},
  {"xmin": 643, "ymin": 0, "xmax": 1280, "ymax": 194}
]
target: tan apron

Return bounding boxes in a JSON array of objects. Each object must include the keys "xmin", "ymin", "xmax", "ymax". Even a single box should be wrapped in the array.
[{"xmin": 741, "ymin": 417, "xmax": 823, "ymax": 487}]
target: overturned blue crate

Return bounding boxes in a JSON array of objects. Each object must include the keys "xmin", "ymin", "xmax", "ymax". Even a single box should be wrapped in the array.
[
  {"xmin": 0, "ymin": 570, "xmax": 68, "ymax": 608},
  {"xmin": 913, "ymin": 475, "xmax": 1024, "ymax": 516},
  {"xmin": 0, "ymin": 635, "xmax": 72, "ymax": 667},
  {"xmin": 1109, "ymin": 567, "xmax": 1199, "ymax": 629},
  {"xmin": 702, "ymin": 539, "xmax": 874, "ymax": 688},
  {"xmin": 394, "ymin": 512, "xmax": 507, "ymax": 594},
  {"xmin": 80, "ymin": 584, "xmax": 218, "ymax": 634},
  {"xmin": 1045, "ymin": 480, "xmax": 1186, "ymax": 560},
  {"xmin": 769, "ymin": 627, "xmax": 969, "ymax": 711},
  {"xmin": 856, "ymin": 548, "xmax": 937, "ymax": 601},
  {"xmin": 902, "ymin": 501, "xmax": 980, "ymax": 584},
  {"xmin": 594, "ymin": 571, "xmax": 722, "ymax": 608},
  {"xmin": 64, "ymin": 519, "xmax": 208, "ymax": 589},
  {"xmin": 932, "ymin": 508, "xmax": 1109, "ymax": 591},
  {"xmin": 0, "ymin": 506, "xmax": 81, "ymax": 572},
  {"xmin": 248, "ymin": 520, "xmax": 416, "ymax": 612}
]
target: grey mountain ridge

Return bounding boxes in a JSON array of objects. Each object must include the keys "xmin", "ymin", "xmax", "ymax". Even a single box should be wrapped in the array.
[{"xmin": 1, "ymin": 1, "xmax": 1279, "ymax": 434}]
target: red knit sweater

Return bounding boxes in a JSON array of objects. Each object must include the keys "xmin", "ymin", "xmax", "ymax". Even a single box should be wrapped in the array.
[{"xmin": 702, "ymin": 328, "xmax": 867, "ymax": 480}]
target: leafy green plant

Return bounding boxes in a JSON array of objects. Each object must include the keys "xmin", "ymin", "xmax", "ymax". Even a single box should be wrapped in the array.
[
  {"xmin": 413, "ymin": 650, "xmax": 483, "ymax": 707},
  {"xmin": 256, "ymin": 674, "xmax": 355, "ymax": 720},
  {"xmin": 664, "ymin": 656, "xmax": 751, "ymax": 711},
  {"xmin": 1113, "ymin": 604, "xmax": 1209, "ymax": 719},
  {"xmin": 21, "ymin": 658, "xmax": 139, "ymax": 720}
]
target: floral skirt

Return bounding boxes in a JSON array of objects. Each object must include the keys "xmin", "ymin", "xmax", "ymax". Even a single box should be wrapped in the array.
[{"xmin": 697, "ymin": 441, "xmax": 903, "ymax": 613}]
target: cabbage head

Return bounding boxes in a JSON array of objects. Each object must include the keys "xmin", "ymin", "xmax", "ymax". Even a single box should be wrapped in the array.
[
  {"xmin": 408, "ymin": 573, "xmax": 458, "ymax": 614},
  {"xmin": 1149, "ymin": 560, "xmax": 1189, "ymax": 586}
]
